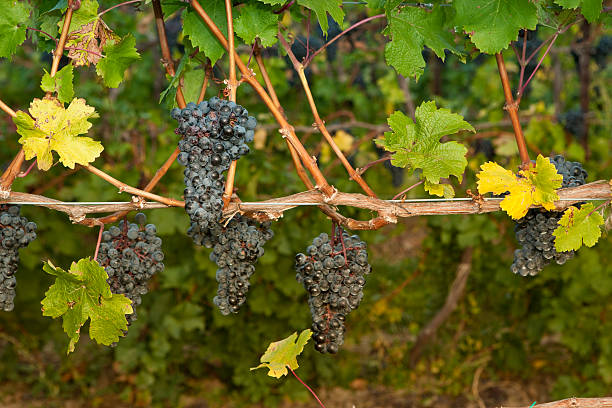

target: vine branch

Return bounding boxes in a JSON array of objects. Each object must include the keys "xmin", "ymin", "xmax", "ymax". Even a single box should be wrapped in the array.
[
  {"xmin": 495, "ymin": 53, "xmax": 530, "ymax": 167},
  {"xmin": 222, "ymin": 0, "xmax": 238, "ymax": 209},
  {"xmin": 278, "ymin": 32, "xmax": 378, "ymax": 198}
]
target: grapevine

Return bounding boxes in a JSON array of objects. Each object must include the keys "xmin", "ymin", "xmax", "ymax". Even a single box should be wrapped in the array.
[{"xmin": 0, "ymin": 1, "xmax": 610, "ymax": 407}]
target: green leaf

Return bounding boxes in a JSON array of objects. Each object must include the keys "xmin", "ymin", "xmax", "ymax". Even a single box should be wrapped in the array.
[
  {"xmin": 234, "ymin": 2, "xmax": 279, "ymax": 47},
  {"xmin": 41, "ymin": 259, "xmax": 133, "ymax": 353},
  {"xmin": 256, "ymin": 0, "xmax": 285, "ymax": 5},
  {"xmin": 376, "ymin": 101, "xmax": 473, "ymax": 184},
  {"xmin": 181, "ymin": 69, "xmax": 205, "ymax": 104},
  {"xmin": 159, "ymin": 53, "xmax": 188, "ymax": 105},
  {"xmin": 15, "ymin": 97, "xmax": 102, "ymax": 170},
  {"xmin": 553, "ymin": 204, "xmax": 604, "ymax": 251},
  {"xmin": 250, "ymin": 329, "xmax": 312, "ymax": 378},
  {"xmin": 556, "ymin": 0, "xmax": 603, "ymax": 23},
  {"xmin": 40, "ymin": 64, "xmax": 74, "ymax": 104},
  {"xmin": 297, "ymin": 0, "xmax": 344, "ymax": 35},
  {"xmin": 59, "ymin": 0, "xmax": 99, "ymax": 33},
  {"xmin": 96, "ymin": 35, "xmax": 140, "ymax": 88},
  {"xmin": 0, "ymin": 0, "xmax": 32, "ymax": 58},
  {"xmin": 385, "ymin": 6, "xmax": 461, "ymax": 79},
  {"xmin": 183, "ymin": 0, "xmax": 227, "ymax": 65},
  {"xmin": 454, "ymin": 0, "xmax": 538, "ymax": 54}
]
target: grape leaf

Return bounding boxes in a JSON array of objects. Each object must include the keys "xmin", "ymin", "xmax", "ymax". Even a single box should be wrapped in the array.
[
  {"xmin": 96, "ymin": 35, "xmax": 140, "ymax": 88},
  {"xmin": 553, "ymin": 204, "xmax": 604, "ymax": 251},
  {"xmin": 424, "ymin": 181, "xmax": 455, "ymax": 198},
  {"xmin": 234, "ymin": 2, "xmax": 279, "ymax": 47},
  {"xmin": 41, "ymin": 259, "xmax": 133, "ymax": 354},
  {"xmin": 250, "ymin": 329, "xmax": 312, "ymax": 378},
  {"xmin": 376, "ymin": 101, "xmax": 473, "ymax": 184},
  {"xmin": 297, "ymin": 0, "xmax": 344, "ymax": 35},
  {"xmin": 57, "ymin": 0, "xmax": 119, "ymax": 67},
  {"xmin": 256, "ymin": 0, "xmax": 285, "ymax": 5},
  {"xmin": 181, "ymin": 68, "xmax": 205, "ymax": 104},
  {"xmin": 384, "ymin": 6, "xmax": 462, "ymax": 79},
  {"xmin": 14, "ymin": 97, "xmax": 102, "ymax": 170},
  {"xmin": 40, "ymin": 64, "xmax": 74, "ymax": 104},
  {"xmin": 183, "ymin": 0, "xmax": 227, "ymax": 66},
  {"xmin": 454, "ymin": 0, "xmax": 538, "ymax": 54},
  {"xmin": 477, "ymin": 155, "xmax": 563, "ymax": 219},
  {"xmin": 0, "ymin": 0, "xmax": 32, "ymax": 58},
  {"xmin": 59, "ymin": 0, "xmax": 99, "ymax": 33},
  {"xmin": 555, "ymin": 0, "xmax": 603, "ymax": 23}
]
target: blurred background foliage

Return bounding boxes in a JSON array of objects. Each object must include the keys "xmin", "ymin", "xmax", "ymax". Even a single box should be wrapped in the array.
[{"xmin": 0, "ymin": 1, "xmax": 611, "ymax": 407}]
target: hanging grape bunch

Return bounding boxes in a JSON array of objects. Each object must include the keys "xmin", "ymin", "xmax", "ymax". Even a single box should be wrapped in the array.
[
  {"xmin": 171, "ymin": 97, "xmax": 257, "ymax": 246},
  {"xmin": 295, "ymin": 229, "xmax": 371, "ymax": 354},
  {"xmin": 0, "ymin": 205, "xmax": 37, "ymax": 312},
  {"xmin": 211, "ymin": 215, "xmax": 274, "ymax": 315},
  {"xmin": 511, "ymin": 155, "xmax": 588, "ymax": 276},
  {"xmin": 97, "ymin": 213, "xmax": 164, "ymax": 325}
]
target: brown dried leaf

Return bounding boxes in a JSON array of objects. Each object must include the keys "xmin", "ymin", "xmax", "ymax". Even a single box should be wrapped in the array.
[{"xmin": 65, "ymin": 19, "xmax": 118, "ymax": 67}]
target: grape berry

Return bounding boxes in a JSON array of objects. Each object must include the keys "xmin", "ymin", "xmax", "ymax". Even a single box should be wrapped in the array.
[
  {"xmin": 0, "ymin": 205, "xmax": 37, "ymax": 312},
  {"xmin": 295, "ymin": 230, "xmax": 371, "ymax": 354}
]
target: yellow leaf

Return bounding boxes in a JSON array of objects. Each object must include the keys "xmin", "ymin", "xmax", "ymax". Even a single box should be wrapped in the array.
[
  {"xmin": 424, "ymin": 180, "xmax": 455, "ymax": 198},
  {"xmin": 476, "ymin": 161, "xmax": 517, "ymax": 195},
  {"xmin": 477, "ymin": 155, "xmax": 562, "ymax": 220},
  {"xmin": 14, "ymin": 97, "xmax": 102, "ymax": 170}
]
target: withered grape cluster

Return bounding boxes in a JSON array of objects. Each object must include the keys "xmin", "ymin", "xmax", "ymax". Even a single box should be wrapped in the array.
[
  {"xmin": 0, "ymin": 205, "xmax": 37, "ymax": 312},
  {"xmin": 171, "ymin": 98, "xmax": 257, "ymax": 246},
  {"xmin": 211, "ymin": 215, "xmax": 273, "ymax": 315},
  {"xmin": 295, "ymin": 230, "xmax": 371, "ymax": 354},
  {"xmin": 98, "ymin": 213, "xmax": 164, "ymax": 325},
  {"xmin": 511, "ymin": 155, "xmax": 587, "ymax": 277}
]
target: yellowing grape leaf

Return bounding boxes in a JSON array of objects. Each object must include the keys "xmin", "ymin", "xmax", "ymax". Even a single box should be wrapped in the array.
[
  {"xmin": 376, "ymin": 101, "xmax": 474, "ymax": 184},
  {"xmin": 14, "ymin": 97, "xmax": 102, "ymax": 170},
  {"xmin": 424, "ymin": 181, "xmax": 455, "ymax": 198},
  {"xmin": 41, "ymin": 259, "xmax": 133, "ymax": 353},
  {"xmin": 477, "ymin": 155, "xmax": 563, "ymax": 219},
  {"xmin": 250, "ymin": 329, "xmax": 312, "ymax": 378},
  {"xmin": 334, "ymin": 130, "xmax": 354, "ymax": 152},
  {"xmin": 553, "ymin": 204, "xmax": 604, "ymax": 251}
]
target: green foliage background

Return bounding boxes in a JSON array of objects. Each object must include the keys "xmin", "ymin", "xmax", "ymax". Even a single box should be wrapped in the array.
[{"xmin": 0, "ymin": 1, "xmax": 611, "ymax": 406}]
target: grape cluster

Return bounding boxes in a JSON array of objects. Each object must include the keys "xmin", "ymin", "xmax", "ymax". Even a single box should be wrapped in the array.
[
  {"xmin": 211, "ymin": 215, "xmax": 273, "ymax": 315},
  {"xmin": 171, "ymin": 98, "xmax": 257, "ymax": 245},
  {"xmin": 593, "ymin": 35, "xmax": 611, "ymax": 67},
  {"xmin": 511, "ymin": 156, "xmax": 587, "ymax": 277},
  {"xmin": 97, "ymin": 213, "xmax": 164, "ymax": 325},
  {"xmin": 295, "ymin": 231, "xmax": 371, "ymax": 354},
  {"xmin": 0, "ymin": 205, "xmax": 37, "ymax": 312}
]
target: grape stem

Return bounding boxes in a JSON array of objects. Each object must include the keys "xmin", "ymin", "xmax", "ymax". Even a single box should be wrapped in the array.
[
  {"xmin": 222, "ymin": 0, "xmax": 238, "ymax": 210},
  {"xmin": 289, "ymin": 367, "xmax": 327, "ymax": 408},
  {"xmin": 17, "ymin": 161, "xmax": 37, "ymax": 179},
  {"xmin": 392, "ymin": 180, "xmax": 424, "ymax": 200},
  {"xmin": 278, "ymin": 31, "xmax": 378, "ymax": 198},
  {"xmin": 49, "ymin": 0, "xmax": 78, "ymax": 78},
  {"xmin": 93, "ymin": 223, "xmax": 104, "ymax": 262},
  {"xmin": 494, "ymin": 53, "xmax": 530, "ymax": 167},
  {"xmin": 97, "ymin": 0, "xmax": 141, "ymax": 17}
]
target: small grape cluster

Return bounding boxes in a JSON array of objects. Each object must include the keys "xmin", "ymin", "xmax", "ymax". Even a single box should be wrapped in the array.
[
  {"xmin": 171, "ymin": 98, "xmax": 257, "ymax": 245},
  {"xmin": 97, "ymin": 213, "xmax": 164, "ymax": 325},
  {"xmin": 559, "ymin": 109, "xmax": 585, "ymax": 141},
  {"xmin": 211, "ymin": 215, "xmax": 274, "ymax": 315},
  {"xmin": 0, "ymin": 205, "xmax": 37, "ymax": 312},
  {"xmin": 511, "ymin": 156, "xmax": 587, "ymax": 277},
  {"xmin": 295, "ymin": 230, "xmax": 371, "ymax": 354}
]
